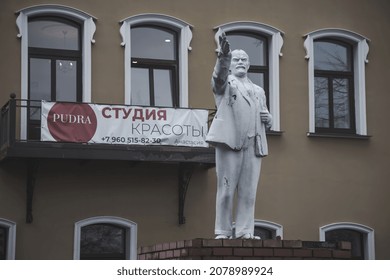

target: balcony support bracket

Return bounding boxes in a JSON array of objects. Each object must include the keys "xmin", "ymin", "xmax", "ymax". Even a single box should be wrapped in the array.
[
  {"xmin": 26, "ymin": 159, "xmax": 39, "ymax": 224},
  {"xmin": 178, "ymin": 163, "xmax": 196, "ymax": 225}
]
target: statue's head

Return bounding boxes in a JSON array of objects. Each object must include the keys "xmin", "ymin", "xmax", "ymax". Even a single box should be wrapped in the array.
[{"xmin": 230, "ymin": 49, "xmax": 250, "ymax": 77}]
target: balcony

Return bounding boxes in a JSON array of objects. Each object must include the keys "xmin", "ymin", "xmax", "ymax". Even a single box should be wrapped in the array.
[{"xmin": 0, "ymin": 95, "xmax": 216, "ymax": 224}]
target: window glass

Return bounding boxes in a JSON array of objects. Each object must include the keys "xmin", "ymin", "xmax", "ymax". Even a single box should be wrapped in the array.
[
  {"xmin": 56, "ymin": 60, "xmax": 77, "ymax": 102},
  {"xmin": 314, "ymin": 41, "xmax": 351, "ymax": 72},
  {"xmin": 227, "ymin": 34, "xmax": 266, "ymax": 66},
  {"xmin": 131, "ymin": 27, "xmax": 176, "ymax": 60},
  {"xmin": 314, "ymin": 77, "xmax": 330, "ymax": 128},
  {"xmin": 29, "ymin": 20, "xmax": 79, "ymax": 50},
  {"xmin": 333, "ymin": 78, "xmax": 351, "ymax": 129},
  {"xmin": 254, "ymin": 226, "xmax": 276, "ymax": 240},
  {"xmin": 325, "ymin": 229, "xmax": 364, "ymax": 259},
  {"xmin": 30, "ymin": 58, "xmax": 51, "ymax": 120},
  {"xmin": 131, "ymin": 68, "xmax": 150, "ymax": 106},
  {"xmin": 248, "ymin": 72, "xmax": 265, "ymax": 89},
  {"xmin": 0, "ymin": 226, "xmax": 6, "ymax": 260},
  {"xmin": 80, "ymin": 224, "xmax": 126, "ymax": 260},
  {"xmin": 154, "ymin": 69, "xmax": 173, "ymax": 107}
]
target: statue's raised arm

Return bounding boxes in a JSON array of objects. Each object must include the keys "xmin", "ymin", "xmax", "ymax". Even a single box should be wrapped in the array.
[{"xmin": 212, "ymin": 32, "xmax": 232, "ymax": 95}]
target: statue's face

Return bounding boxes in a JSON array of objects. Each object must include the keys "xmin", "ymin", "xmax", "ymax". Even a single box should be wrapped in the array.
[{"xmin": 230, "ymin": 50, "xmax": 250, "ymax": 77}]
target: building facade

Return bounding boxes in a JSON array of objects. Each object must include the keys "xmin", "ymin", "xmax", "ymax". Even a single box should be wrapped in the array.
[{"xmin": 0, "ymin": 0, "xmax": 389, "ymax": 259}]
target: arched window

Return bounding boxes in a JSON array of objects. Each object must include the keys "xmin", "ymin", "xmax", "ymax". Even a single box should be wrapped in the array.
[
  {"xmin": 0, "ymin": 219, "xmax": 16, "ymax": 260},
  {"xmin": 254, "ymin": 219, "xmax": 283, "ymax": 240},
  {"xmin": 120, "ymin": 14, "xmax": 193, "ymax": 107},
  {"xmin": 27, "ymin": 17, "xmax": 82, "ymax": 139},
  {"xmin": 74, "ymin": 216, "xmax": 137, "ymax": 260},
  {"xmin": 304, "ymin": 29, "xmax": 370, "ymax": 136},
  {"xmin": 214, "ymin": 22, "xmax": 284, "ymax": 132},
  {"xmin": 16, "ymin": 5, "xmax": 96, "ymax": 140},
  {"xmin": 320, "ymin": 222, "xmax": 375, "ymax": 259},
  {"xmin": 131, "ymin": 25, "xmax": 179, "ymax": 107}
]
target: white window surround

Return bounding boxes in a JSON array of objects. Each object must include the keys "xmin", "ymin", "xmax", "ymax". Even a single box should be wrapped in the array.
[
  {"xmin": 0, "ymin": 218, "xmax": 17, "ymax": 260},
  {"xmin": 120, "ymin": 14, "xmax": 193, "ymax": 107},
  {"xmin": 214, "ymin": 21, "xmax": 284, "ymax": 132},
  {"xmin": 254, "ymin": 219, "xmax": 283, "ymax": 238},
  {"xmin": 16, "ymin": 4, "xmax": 97, "ymax": 140},
  {"xmin": 73, "ymin": 216, "xmax": 138, "ymax": 260},
  {"xmin": 304, "ymin": 28, "xmax": 370, "ymax": 135},
  {"xmin": 320, "ymin": 222, "xmax": 375, "ymax": 260}
]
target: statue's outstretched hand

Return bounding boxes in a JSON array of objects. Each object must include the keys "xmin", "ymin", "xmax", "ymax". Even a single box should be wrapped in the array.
[{"xmin": 219, "ymin": 32, "xmax": 230, "ymax": 55}]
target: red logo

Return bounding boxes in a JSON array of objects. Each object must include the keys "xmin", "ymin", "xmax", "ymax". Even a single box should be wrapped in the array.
[{"xmin": 47, "ymin": 103, "xmax": 97, "ymax": 142}]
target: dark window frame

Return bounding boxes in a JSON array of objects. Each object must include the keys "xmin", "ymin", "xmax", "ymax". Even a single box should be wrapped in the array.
[
  {"xmin": 0, "ymin": 226, "xmax": 7, "ymax": 260},
  {"xmin": 131, "ymin": 25, "xmax": 179, "ymax": 107},
  {"xmin": 314, "ymin": 38, "xmax": 356, "ymax": 134},
  {"xmin": 325, "ymin": 228, "xmax": 365, "ymax": 260}
]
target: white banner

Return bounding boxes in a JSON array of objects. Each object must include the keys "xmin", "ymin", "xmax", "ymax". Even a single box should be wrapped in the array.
[{"xmin": 41, "ymin": 101, "xmax": 209, "ymax": 148}]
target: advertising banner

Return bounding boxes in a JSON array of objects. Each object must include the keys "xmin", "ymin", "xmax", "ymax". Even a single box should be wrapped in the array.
[{"xmin": 41, "ymin": 101, "xmax": 209, "ymax": 148}]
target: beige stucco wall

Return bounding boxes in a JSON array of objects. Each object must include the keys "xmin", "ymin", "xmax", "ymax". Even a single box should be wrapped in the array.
[{"xmin": 1, "ymin": 0, "xmax": 389, "ymax": 259}]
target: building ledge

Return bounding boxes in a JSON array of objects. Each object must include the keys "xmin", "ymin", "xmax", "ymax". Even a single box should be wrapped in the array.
[{"xmin": 307, "ymin": 132, "xmax": 371, "ymax": 140}]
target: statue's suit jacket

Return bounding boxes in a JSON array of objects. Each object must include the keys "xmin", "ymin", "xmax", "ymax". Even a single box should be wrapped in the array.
[{"xmin": 206, "ymin": 52, "xmax": 272, "ymax": 157}]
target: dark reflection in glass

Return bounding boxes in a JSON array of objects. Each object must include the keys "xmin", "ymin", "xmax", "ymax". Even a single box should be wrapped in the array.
[
  {"xmin": 314, "ymin": 41, "xmax": 351, "ymax": 72},
  {"xmin": 81, "ymin": 224, "xmax": 125, "ymax": 260},
  {"xmin": 131, "ymin": 27, "xmax": 176, "ymax": 60},
  {"xmin": 29, "ymin": 20, "xmax": 79, "ymax": 50},
  {"xmin": 315, "ymin": 77, "xmax": 330, "ymax": 128},
  {"xmin": 227, "ymin": 34, "xmax": 266, "ymax": 66},
  {"xmin": 326, "ymin": 229, "xmax": 364, "ymax": 259},
  {"xmin": 154, "ymin": 69, "xmax": 173, "ymax": 107},
  {"xmin": 131, "ymin": 68, "xmax": 150, "ymax": 106},
  {"xmin": 254, "ymin": 226, "xmax": 275, "ymax": 240},
  {"xmin": 333, "ymin": 78, "xmax": 350, "ymax": 129},
  {"xmin": 56, "ymin": 60, "xmax": 77, "ymax": 102}
]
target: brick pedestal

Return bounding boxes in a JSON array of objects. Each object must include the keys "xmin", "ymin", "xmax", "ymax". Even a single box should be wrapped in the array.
[{"xmin": 138, "ymin": 238, "xmax": 352, "ymax": 260}]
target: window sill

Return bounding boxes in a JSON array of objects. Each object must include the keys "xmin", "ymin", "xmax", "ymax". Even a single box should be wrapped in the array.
[
  {"xmin": 307, "ymin": 132, "xmax": 371, "ymax": 140},
  {"xmin": 267, "ymin": 130, "xmax": 284, "ymax": 136}
]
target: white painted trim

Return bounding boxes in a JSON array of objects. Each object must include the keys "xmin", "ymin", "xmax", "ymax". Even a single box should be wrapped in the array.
[
  {"xmin": 319, "ymin": 222, "xmax": 375, "ymax": 260},
  {"xmin": 303, "ymin": 28, "xmax": 369, "ymax": 135},
  {"xmin": 254, "ymin": 219, "xmax": 283, "ymax": 239},
  {"xmin": 214, "ymin": 21, "xmax": 284, "ymax": 131},
  {"xmin": 0, "ymin": 218, "xmax": 17, "ymax": 260},
  {"xmin": 16, "ymin": 5, "xmax": 96, "ymax": 139},
  {"xmin": 120, "ymin": 14, "xmax": 193, "ymax": 107},
  {"xmin": 73, "ymin": 216, "xmax": 138, "ymax": 260}
]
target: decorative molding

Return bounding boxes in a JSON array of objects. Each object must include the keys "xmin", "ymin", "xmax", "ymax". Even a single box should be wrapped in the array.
[
  {"xmin": 254, "ymin": 219, "xmax": 284, "ymax": 239},
  {"xmin": 0, "ymin": 218, "xmax": 17, "ymax": 260}
]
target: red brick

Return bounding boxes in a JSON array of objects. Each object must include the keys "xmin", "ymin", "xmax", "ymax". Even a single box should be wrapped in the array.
[
  {"xmin": 155, "ymin": 243, "xmax": 163, "ymax": 251},
  {"xmin": 163, "ymin": 242, "xmax": 170, "ymax": 250},
  {"xmin": 159, "ymin": 251, "xmax": 166, "ymax": 259},
  {"xmin": 174, "ymin": 249, "xmax": 181, "ymax": 258},
  {"xmin": 189, "ymin": 248, "xmax": 213, "ymax": 257},
  {"xmin": 185, "ymin": 239, "xmax": 202, "ymax": 248},
  {"xmin": 233, "ymin": 248, "xmax": 253, "ymax": 256},
  {"xmin": 283, "ymin": 240, "xmax": 303, "ymax": 248},
  {"xmin": 313, "ymin": 249, "xmax": 332, "ymax": 258},
  {"xmin": 338, "ymin": 241, "xmax": 352, "ymax": 250},
  {"xmin": 242, "ymin": 239, "xmax": 263, "ymax": 248},
  {"xmin": 263, "ymin": 239, "xmax": 282, "ymax": 248},
  {"xmin": 166, "ymin": 250, "xmax": 174, "ymax": 259},
  {"xmin": 332, "ymin": 250, "xmax": 352, "ymax": 259},
  {"xmin": 202, "ymin": 239, "xmax": 223, "ymax": 247},
  {"xmin": 293, "ymin": 249, "xmax": 313, "ymax": 258},
  {"xmin": 223, "ymin": 239, "xmax": 243, "ymax": 247},
  {"xmin": 169, "ymin": 242, "xmax": 177, "ymax": 250},
  {"xmin": 213, "ymin": 247, "xmax": 233, "ymax": 256},
  {"xmin": 254, "ymin": 248, "xmax": 274, "ymax": 257},
  {"xmin": 274, "ymin": 248, "xmax": 293, "ymax": 257},
  {"xmin": 177, "ymin": 240, "xmax": 185, "ymax": 248}
]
